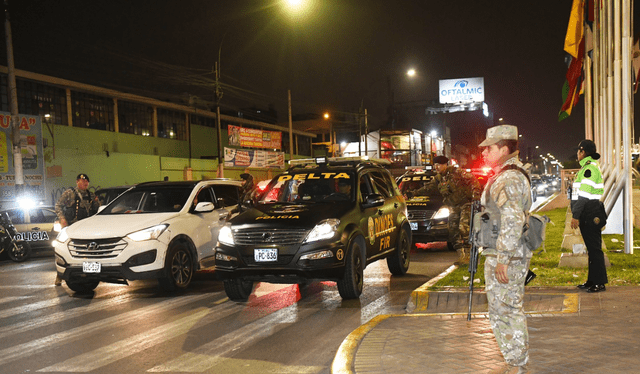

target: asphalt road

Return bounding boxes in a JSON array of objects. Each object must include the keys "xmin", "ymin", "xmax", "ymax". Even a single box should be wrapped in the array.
[{"xmin": 0, "ymin": 245, "xmax": 457, "ymax": 374}]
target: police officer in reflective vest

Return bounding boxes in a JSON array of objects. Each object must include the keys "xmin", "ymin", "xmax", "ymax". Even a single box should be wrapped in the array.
[{"xmin": 571, "ymin": 140, "xmax": 608, "ymax": 293}]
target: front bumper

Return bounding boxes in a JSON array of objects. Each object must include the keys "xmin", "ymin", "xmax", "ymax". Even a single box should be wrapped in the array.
[
  {"xmin": 53, "ymin": 236, "xmax": 168, "ymax": 284},
  {"xmin": 409, "ymin": 218, "xmax": 449, "ymax": 242},
  {"xmin": 214, "ymin": 240, "xmax": 348, "ymax": 283}
]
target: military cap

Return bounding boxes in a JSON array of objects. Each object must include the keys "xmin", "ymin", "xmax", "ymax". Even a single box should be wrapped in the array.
[
  {"xmin": 76, "ymin": 173, "xmax": 90, "ymax": 182},
  {"xmin": 432, "ymin": 155, "xmax": 449, "ymax": 165},
  {"xmin": 479, "ymin": 125, "xmax": 518, "ymax": 147}
]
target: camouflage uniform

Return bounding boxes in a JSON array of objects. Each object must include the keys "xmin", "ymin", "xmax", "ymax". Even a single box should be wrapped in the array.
[
  {"xmin": 481, "ymin": 154, "xmax": 532, "ymax": 368},
  {"xmin": 55, "ymin": 188, "xmax": 100, "ymax": 225},
  {"xmin": 416, "ymin": 166, "xmax": 481, "ymax": 261}
]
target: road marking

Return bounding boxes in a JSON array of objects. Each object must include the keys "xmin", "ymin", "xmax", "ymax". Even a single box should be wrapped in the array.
[
  {"xmin": 0, "ymin": 293, "xmax": 213, "ymax": 366},
  {"xmin": 38, "ymin": 307, "xmax": 216, "ymax": 372},
  {"xmin": 0, "ymin": 294, "xmax": 132, "ymax": 339},
  {"xmin": 0, "ymin": 287, "xmax": 127, "ymax": 319},
  {"xmin": 0, "ymin": 296, "xmax": 31, "ymax": 305},
  {"xmin": 148, "ymin": 304, "xmax": 318, "ymax": 372}
]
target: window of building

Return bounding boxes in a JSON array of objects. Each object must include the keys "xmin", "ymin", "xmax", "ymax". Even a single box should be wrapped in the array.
[
  {"xmin": 118, "ymin": 101, "xmax": 153, "ymax": 136},
  {"xmin": 0, "ymin": 75, "xmax": 68, "ymax": 126},
  {"xmin": 157, "ymin": 108, "xmax": 186, "ymax": 140},
  {"xmin": 71, "ymin": 92, "xmax": 114, "ymax": 131},
  {"xmin": 16, "ymin": 78, "xmax": 68, "ymax": 125}
]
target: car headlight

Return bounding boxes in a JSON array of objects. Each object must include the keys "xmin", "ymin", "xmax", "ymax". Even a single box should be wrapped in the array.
[
  {"xmin": 53, "ymin": 221, "xmax": 62, "ymax": 233},
  {"xmin": 433, "ymin": 207, "xmax": 450, "ymax": 219},
  {"xmin": 126, "ymin": 224, "xmax": 169, "ymax": 241},
  {"xmin": 304, "ymin": 219, "xmax": 340, "ymax": 243},
  {"xmin": 218, "ymin": 225, "xmax": 234, "ymax": 246},
  {"xmin": 55, "ymin": 227, "xmax": 69, "ymax": 243}
]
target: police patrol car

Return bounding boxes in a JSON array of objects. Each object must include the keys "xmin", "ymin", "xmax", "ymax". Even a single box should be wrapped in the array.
[
  {"xmin": 214, "ymin": 156, "xmax": 412, "ymax": 300},
  {"xmin": 397, "ymin": 167, "xmax": 451, "ymax": 249}
]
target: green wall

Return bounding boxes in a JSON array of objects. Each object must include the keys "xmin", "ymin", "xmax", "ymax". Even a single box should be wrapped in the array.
[{"xmin": 42, "ymin": 123, "xmax": 306, "ymax": 204}]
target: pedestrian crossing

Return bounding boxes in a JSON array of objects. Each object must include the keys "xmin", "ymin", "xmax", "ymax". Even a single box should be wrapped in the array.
[{"xmin": 0, "ymin": 283, "xmax": 349, "ymax": 373}]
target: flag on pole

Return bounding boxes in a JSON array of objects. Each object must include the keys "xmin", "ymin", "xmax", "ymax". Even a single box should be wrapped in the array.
[
  {"xmin": 564, "ymin": 0, "xmax": 585, "ymax": 58},
  {"xmin": 559, "ymin": 0, "xmax": 586, "ymax": 121},
  {"xmin": 559, "ymin": 39, "xmax": 585, "ymax": 121}
]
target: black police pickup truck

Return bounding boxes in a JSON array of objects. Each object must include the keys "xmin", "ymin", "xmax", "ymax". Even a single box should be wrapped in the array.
[
  {"xmin": 214, "ymin": 156, "xmax": 412, "ymax": 300},
  {"xmin": 397, "ymin": 168, "xmax": 451, "ymax": 249}
]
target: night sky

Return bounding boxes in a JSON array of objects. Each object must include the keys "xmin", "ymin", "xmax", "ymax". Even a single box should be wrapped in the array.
[{"xmin": 2, "ymin": 0, "xmax": 639, "ymax": 162}]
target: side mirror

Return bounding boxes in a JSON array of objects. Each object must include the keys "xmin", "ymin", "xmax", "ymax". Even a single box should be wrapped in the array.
[
  {"xmin": 217, "ymin": 198, "xmax": 226, "ymax": 209},
  {"xmin": 362, "ymin": 193, "xmax": 385, "ymax": 209},
  {"xmin": 243, "ymin": 199, "xmax": 254, "ymax": 207},
  {"xmin": 194, "ymin": 201, "xmax": 215, "ymax": 213}
]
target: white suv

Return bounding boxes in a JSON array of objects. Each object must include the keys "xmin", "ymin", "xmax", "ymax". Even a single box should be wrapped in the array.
[{"xmin": 53, "ymin": 180, "xmax": 242, "ymax": 293}]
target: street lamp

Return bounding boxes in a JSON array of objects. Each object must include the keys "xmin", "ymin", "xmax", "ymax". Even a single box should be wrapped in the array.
[{"xmin": 324, "ymin": 112, "xmax": 333, "ymax": 156}]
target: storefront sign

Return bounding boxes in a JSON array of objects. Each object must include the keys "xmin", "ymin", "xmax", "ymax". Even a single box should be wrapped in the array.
[
  {"xmin": 228, "ymin": 125, "xmax": 282, "ymax": 150},
  {"xmin": 0, "ymin": 112, "xmax": 45, "ymax": 202},
  {"xmin": 439, "ymin": 77, "xmax": 485, "ymax": 104},
  {"xmin": 224, "ymin": 147, "xmax": 284, "ymax": 169}
]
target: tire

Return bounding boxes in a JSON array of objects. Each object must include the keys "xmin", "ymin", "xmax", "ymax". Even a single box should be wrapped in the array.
[
  {"xmin": 66, "ymin": 279, "xmax": 100, "ymax": 293},
  {"xmin": 223, "ymin": 278, "xmax": 254, "ymax": 301},
  {"xmin": 7, "ymin": 241, "xmax": 31, "ymax": 262},
  {"xmin": 447, "ymin": 241, "xmax": 455, "ymax": 251},
  {"xmin": 337, "ymin": 239, "xmax": 364, "ymax": 299},
  {"xmin": 158, "ymin": 243, "xmax": 194, "ymax": 292},
  {"xmin": 387, "ymin": 227, "xmax": 410, "ymax": 275}
]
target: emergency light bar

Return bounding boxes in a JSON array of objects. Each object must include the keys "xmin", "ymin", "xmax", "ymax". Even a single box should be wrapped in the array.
[{"xmin": 288, "ymin": 155, "xmax": 391, "ymax": 167}]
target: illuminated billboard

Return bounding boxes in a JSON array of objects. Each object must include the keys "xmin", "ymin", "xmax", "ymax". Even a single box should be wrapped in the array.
[{"xmin": 438, "ymin": 77, "xmax": 484, "ymax": 104}]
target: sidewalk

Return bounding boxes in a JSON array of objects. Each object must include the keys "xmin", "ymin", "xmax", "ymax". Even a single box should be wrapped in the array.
[{"xmin": 333, "ymin": 285, "xmax": 640, "ymax": 374}]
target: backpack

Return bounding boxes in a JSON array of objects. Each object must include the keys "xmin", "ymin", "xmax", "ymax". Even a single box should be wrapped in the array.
[{"xmin": 473, "ymin": 164, "xmax": 549, "ymax": 253}]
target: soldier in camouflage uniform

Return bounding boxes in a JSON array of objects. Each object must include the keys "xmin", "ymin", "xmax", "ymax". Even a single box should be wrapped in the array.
[
  {"xmin": 413, "ymin": 155, "xmax": 481, "ymax": 264},
  {"xmin": 479, "ymin": 125, "xmax": 532, "ymax": 374},
  {"xmin": 54, "ymin": 173, "xmax": 100, "ymax": 285}
]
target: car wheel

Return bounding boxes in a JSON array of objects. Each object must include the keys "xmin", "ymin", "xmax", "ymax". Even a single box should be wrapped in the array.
[
  {"xmin": 66, "ymin": 279, "xmax": 100, "ymax": 293},
  {"xmin": 223, "ymin": 278, "xmax": 254, "ymax": 301},
  {"xmin": 447, "ymin": 241, "xmax": 455, "ymax": 251},
  {"xmin": 387, "ymin": 227, "xmax": 410, "ymax": 275},
  {"xmin": 7, "ymin": 241, "xmax": 31, "ymax": 262},
  {"xmin": 158, "ymin": 243, "xmax": 193, "ymax": 292},
  {"xmin": 337, "ymin": 238, "xmax": 364, "ymax": 299}
]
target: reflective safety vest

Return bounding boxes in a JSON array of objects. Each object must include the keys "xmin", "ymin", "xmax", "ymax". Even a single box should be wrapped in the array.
[{"xmin": 572, "ymin": 156, "xmax": 604, "ymax": 201}]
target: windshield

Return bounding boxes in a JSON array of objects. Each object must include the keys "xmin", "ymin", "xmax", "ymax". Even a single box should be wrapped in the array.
[
  {"xmin": 398, "ymin": 174, "xmax": 437, "ymax": 197},
  {"xmin": 99, "ymin": 185, "xmax": 193, "ymax": 214},
  {"xmin": 259, "ymin": 172, "xmax": 355, "ymax": 203}
]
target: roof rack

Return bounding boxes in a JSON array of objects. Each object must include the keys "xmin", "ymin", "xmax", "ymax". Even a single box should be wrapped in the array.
[{"xmin": 288, "ymin": 156, "xmax": 391, "ymax": 168}]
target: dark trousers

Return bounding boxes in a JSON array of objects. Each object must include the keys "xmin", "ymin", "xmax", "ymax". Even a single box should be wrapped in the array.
[{"xmin": 579, "ymin": 218, "xmax": 608, "ymax": 285}]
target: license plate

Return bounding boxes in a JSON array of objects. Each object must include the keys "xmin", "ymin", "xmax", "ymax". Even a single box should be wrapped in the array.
[
  {"xmin": 82, "ymin": 262, "xmax": 101, "ymax": 273},
  {"xmin": 410, "ymin": 222, "xmax": 418, "ymax": 231},
  {"xmin": 254, "ymin": 248, "xmax": 277, "ymax": 262}
]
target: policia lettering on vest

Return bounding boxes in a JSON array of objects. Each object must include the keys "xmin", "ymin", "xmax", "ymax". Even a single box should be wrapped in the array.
[{"xmin": 571, "ymin": 140, "xmax": 608, "ymax": 293}]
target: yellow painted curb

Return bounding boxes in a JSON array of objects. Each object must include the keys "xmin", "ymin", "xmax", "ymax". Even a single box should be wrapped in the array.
[{"xmin": 331, "ymin": 314, "xmax": 396, "ymax": 374}]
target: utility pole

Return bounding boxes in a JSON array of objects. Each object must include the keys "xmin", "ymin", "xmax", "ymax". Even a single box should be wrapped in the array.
[
  {"xmin": 288, "ymin": 90, "xmax": 294, "ymax": 162},
  {"xmin": 4, "ymin": 0, "xmax": 23, "ymax": 199},
  {"xmin": 214, "ymin": 61, "xmax": 223, "ymax": 178}
]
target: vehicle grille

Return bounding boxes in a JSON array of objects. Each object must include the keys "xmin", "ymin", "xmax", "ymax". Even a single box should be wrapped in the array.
[
  {"xmin": 408, "ymin": 210, "xmax": 435, "ymax": 221},
  {"xmin": 68, "ymin": 238, "xmax": 127, "ymax": 259},
  {"xmin": 233, "ymin": 228, "xmax": 309, "ymax": 246}
]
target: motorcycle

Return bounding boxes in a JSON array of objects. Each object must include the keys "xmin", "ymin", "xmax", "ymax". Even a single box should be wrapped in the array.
[{"xmin": 0, "ymin": 212, "xmax": 31, "ymax": 262}]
